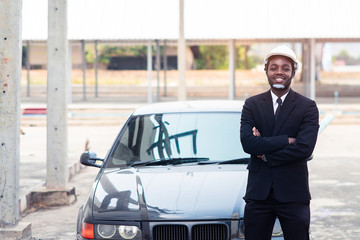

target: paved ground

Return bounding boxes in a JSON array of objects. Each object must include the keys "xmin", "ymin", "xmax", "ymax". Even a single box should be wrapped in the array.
[
  {"xmin": 309, "ymin": 125, "xmax": 360, "ymax": 240},
  {"xmin": 21, "ymin": 167, "xmax": 99, "ymax": 240},
  {"xmin": 14, "ymin": 98, "xmax": 360, "ymax": 239}
]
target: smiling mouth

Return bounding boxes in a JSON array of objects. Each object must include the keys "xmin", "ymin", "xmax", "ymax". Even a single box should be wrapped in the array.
[
  {"xmin": 274, "ymin": 77, "xmax": 285, "ymax": 83},
  {"xmin": 272, "ymin": 76, "xmax": 285, "ymax": 89}
]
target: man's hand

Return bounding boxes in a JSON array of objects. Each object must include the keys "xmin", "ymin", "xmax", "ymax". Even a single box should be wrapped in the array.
[
  {"xmin": 252, "ymin": 127, "xmax": 264, "ymax": 159},
  {"xmin": 289, "ymin": 137, "xmax": 296, "ymax": 144},
  {"xmin": 252, "ymin": 127, "xmax": 261, "ymax": 137}
]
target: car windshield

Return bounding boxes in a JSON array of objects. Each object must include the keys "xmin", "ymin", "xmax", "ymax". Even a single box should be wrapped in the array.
[{"xmin": 105, "ymin": 112, "xmax": 248, "ymax": 168}]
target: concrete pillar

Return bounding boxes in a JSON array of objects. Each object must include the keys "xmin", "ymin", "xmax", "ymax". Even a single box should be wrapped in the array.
[
  {"xmin": 26, "ymin": 40, "xmax": 31, "ymax": 97},
  {"xmin": 81, "ymin": 39, "xmax": 86, "ymax": 101},
  {"xmin": 0, "ymin": 0, "xmax": 22, "ymax": 227},
  {"xmin": 309, "ymin": 38, "xmax": 316, "ymax": 100},
  {"xmin": 301, "ymin": 39, "xmax": 316, "ymax": 100},
  {"xmin": 46, "ymin": 0, "xmax": 69, "ymax": 190},
  {"xmin": 95, "ymin": 40, "xmax": 99, "ymax": 97},
  {"xmin": 177, "ymin": 0, "xmax": 186, "ymax": 101},
  {"xmin": 67, "ymin": 40, "xmax": 72, "ymax": 104},
  {"xmin": 147, "ymin": 40, "xmax": 153, "ymax": 103},
  {"xmin": 228, "ymin": 39, "xmax": 236, "ymax": 100},
  {"xmin": 163, "ymin": 40, "xmax": 167, "ymax": 96},
  {"xmin": 156, "ymin": 39, "xmax": 160, "ymax": 101},
  {"xmin": 301, "ymin": 40, "xmax": 311, "ymax": 98}
]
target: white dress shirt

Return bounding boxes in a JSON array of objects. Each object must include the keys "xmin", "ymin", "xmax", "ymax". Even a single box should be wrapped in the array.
[{"xmin": 270, "ymin": 91, "xmax": 289, "ymax": 114}]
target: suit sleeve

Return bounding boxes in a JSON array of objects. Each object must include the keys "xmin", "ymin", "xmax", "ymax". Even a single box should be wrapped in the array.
[
  {"xmin": 266, "ymin": 100, "xmax": 319, "ymax": 166},
  {"xmin": 240, "ymin": 98, "xmax": 288, "ymax": 155}
]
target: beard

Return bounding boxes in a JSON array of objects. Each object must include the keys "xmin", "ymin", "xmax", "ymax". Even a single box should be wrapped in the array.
[{"xmin": 266, "ymin": 73, "xmax": 293, "ymax": 91}]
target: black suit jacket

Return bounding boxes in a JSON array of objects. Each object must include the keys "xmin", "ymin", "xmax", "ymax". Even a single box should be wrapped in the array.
[{"xmin": 240, "ymin": 89, "xmax": 319, "ymax": 202}]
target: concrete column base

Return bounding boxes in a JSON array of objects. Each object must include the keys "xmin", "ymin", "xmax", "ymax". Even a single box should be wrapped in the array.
[
  {"xmin": 29, "ymin": 187, "xmax": 76, "ymax": 207},
  {"xmin": 0, "ymin": 222, "xmax": 32, "ymax": 240}
]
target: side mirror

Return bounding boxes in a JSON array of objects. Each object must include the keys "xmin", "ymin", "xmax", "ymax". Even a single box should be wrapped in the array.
[{"xmin": 80, "ymin": 151, "xmax": 104, "ymax": 168}]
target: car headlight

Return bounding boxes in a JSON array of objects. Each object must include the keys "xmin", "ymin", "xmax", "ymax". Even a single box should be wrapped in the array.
[
  {"xmin": 119, "ymin": 225, "xmax": 140, "ymax": 239},
  {"xmin": 94, "ymin": 224, "xmax": 142, "ymax": 240},
  {"xmin": 97, "ymin": 224, "xmax": 116, "ymax": 239}
]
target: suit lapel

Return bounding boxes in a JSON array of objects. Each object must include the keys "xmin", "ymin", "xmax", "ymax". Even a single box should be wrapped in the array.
[
  {"xmin": 272, "ymin": 89, "xmax": 296, "ymax": 135},
  {"xmin": 261, "ymin": 91, "xmax": 276, "ymax": 134}
]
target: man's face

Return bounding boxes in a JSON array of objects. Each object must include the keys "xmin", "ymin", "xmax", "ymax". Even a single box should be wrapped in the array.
[{"xmin": 266, "ymin": 56, "xmax": 294, "ymax": 91}]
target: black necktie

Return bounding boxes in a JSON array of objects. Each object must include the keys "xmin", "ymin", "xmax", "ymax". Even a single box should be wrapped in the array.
[{"xmin": 274, "ymin": 98, "xmax": 282, "ymax": 120}]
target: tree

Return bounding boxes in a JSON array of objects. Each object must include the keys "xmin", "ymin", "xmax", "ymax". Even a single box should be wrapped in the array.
[
  {"xmin": 334, "ymin": 49, "xmax": 360, "ymax": 65},
  {"xmin": 194, "ymin": 45, "xmax": 259, "ymax": 70},
  {"xmin": 194, "ymin": 45, "xmax": 228, "ymax": 69}
]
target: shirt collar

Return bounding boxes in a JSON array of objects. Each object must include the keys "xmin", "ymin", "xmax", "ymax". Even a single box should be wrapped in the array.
[{"xmin": 270, "ymin": 90, "xmax": 289, "ymax": 105}]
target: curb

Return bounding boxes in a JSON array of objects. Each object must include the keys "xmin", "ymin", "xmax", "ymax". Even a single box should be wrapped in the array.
[{"xmin": 20, "ymin": 160, "xmax": 85, "ymax": 215}]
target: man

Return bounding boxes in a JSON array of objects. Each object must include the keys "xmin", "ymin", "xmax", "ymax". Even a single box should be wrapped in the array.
[{"xmin": 240, "ymin": 45, "xmax": 319, "ymax": 240}]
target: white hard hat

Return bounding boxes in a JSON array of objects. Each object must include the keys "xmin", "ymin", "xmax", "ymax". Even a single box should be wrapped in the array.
[{"xmin": 264, "ymin": 45, "xmax": 298, "ymax": 71}]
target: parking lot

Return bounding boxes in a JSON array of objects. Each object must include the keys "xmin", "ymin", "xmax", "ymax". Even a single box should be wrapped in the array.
[
  {"xmin": 309, "ymin": 124, "xmax": 360, "ymax": 239},
  {"xmin": 17, "ymin": 102, "xmax": 360, "ymax": 240}
]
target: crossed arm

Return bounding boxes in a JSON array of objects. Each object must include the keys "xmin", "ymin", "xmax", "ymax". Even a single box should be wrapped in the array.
[
  {"xmin": 252, "ymin": 127, "xmax": 296, "ymax": 160},
  {"xmin": 240, "ymin": 99, "xmax": 319, "ymax": 165},
  {"xmin": 252, "ymin": 127, "xmax": 296, "ymax": 144}
]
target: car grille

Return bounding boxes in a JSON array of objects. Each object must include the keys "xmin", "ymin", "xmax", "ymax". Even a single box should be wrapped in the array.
[
  {"xmin": 153, "ymin": 224, "xmax": 228, "ymax": 240},
  {"xmin": 192, "ymin": 224, "xmax": 227, "ymax": 240},
  {"xmin": 153, "ymin": 225, "xmax": 188, "ymax": 240}
]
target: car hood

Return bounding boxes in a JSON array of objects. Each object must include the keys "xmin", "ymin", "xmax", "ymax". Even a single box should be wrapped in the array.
[{"xmin": 92, "ymin": 164, "xmax": 248, "ymax": 221}]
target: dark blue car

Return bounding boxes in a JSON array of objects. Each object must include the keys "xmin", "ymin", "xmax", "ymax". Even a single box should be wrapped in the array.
[{"xmin": 77, "ymin": 100, "xmax": 284, "ymax": 240}]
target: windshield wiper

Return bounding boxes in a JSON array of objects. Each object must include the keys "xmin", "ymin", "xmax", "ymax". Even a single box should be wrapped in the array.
[
  {"xmin": 218, "ymin": 158, "xmax": 250, "ymax": 165},
  {"xmin": 130, "ymin": 157, "xmax": 210, "ymax": 167}
]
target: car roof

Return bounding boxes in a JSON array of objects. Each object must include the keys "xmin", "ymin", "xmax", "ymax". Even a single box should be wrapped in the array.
[{"xmin": 132, "ymin": 100, "xmax": 244, "ymax": 116}]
